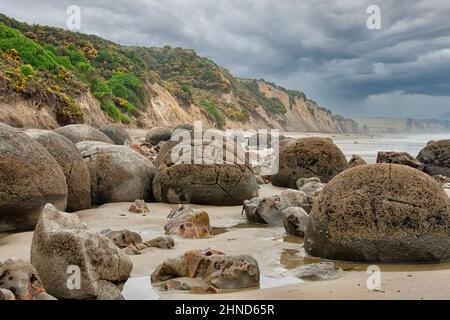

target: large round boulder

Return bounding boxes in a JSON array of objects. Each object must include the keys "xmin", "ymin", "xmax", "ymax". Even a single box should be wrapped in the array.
[
  {"xmin": 145, "ymin": 127, "xmax": 172, "ymax": 146},
  {"xmin": 153, "ymin": 140, "xmax": 259, "ymax": 206},
  {"xmin": 76, "ymin": 141, "xmax": 156, "ymax": 205},
  {"xmin": 417, "ymin": 140, "xmax": 450, "ymax": 177},
  {"xmin": 272, "ymin": 137, "xmax": 348, "ymax": 188},
  {"xmin": 55, "ymin": 124, "xmax": 114, "ymax": 144},
  {"xmin": 305, "ymin": 164, "xmax": 450, "ymax": 263},
  {"xmin": 99, "ymin": 125, "xmax": 131, "ymax": 145},
  {"xmin": 0, "ymin": 123, "xmax": 68, "ymax": 232},
  {"xmin": 25, "ymin": 130, "xmax": 91, "ymax": 212}
]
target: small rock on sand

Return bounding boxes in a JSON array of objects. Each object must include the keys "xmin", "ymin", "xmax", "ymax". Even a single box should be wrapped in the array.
[
  {"xmin": 129, "ymin": 200, "xmax": 150, "ymax": 214},
  {"xmin": 348, "ymin": 154, "xmax": 367, "ymax": 168},
  {"xmin": 293, "ymin": 262, "xmax": 343, "ymax": 281},
  {"xmin": 0, "ymin": 258, "xmax": 56, "ymax": 300},
  {"xmin": 164, "ymin": 209, "xmax": 212, "ymax": 239},
  {"xmin": 151, "ymin": 249, "xmax": 260, "ymax": 290},
  {"xmin": 377, "ymin": 151, "xmax": 424, "ymax": 171},
  {"xmin": 282, "ymin": 207, "xmax": 309, "ymax": 237}
]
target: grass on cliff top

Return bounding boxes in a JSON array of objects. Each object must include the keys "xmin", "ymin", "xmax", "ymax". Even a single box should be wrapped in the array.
[
  {"xmin": 0, "ymin": 23, "xmax": 59, "ymax": 70},
  {"xmin": 0, "ymin": 20, "xmax": 146, "ymax": 123}
]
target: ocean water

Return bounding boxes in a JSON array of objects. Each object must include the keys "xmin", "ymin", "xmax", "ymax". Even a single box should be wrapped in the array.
[
  {"xmin": 336, "ymin": 133, "xmax": 450, "ymax": 163},
  {"xmin": 286, "ymin": 132, "xmax": 450, "ymax": 163}
]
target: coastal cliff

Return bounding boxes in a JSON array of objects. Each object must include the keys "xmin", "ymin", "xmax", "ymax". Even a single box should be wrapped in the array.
[{"xmin": 0, "ymin": 14, "xmax": 357, "ymax": 133}]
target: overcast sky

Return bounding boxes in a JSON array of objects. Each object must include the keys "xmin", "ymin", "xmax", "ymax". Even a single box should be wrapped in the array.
[{"xmin": 1, "ymin": 0, "xmax": 449, "ymax": 118}]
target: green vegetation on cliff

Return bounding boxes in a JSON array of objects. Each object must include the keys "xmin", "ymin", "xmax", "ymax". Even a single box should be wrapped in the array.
[{"xmin": 0, "ymin": 13, "xmax": 352, "ymax": 129}]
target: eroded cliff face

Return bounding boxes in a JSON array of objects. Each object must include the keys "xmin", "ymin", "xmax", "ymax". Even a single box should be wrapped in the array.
[
  {"xmin": 0, "ymin": 81, "xmax": 358, "ymax": 133},
  {"xmin": 0, "ymin": 91, "xmax": 109, "ymax": 129},
  {"xmin": 255, "ymin": 81, "xmax": 358, "ymax": 133},
  {"xmin": 137, "ymin": 83, "xmax": 213, "ymax": 128}
]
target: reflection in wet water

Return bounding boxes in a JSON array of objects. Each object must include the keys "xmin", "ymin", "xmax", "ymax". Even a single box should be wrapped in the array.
[
  {"xmin": 211, "ymin": 227, "xmax": 228, "ymax": 236},
  {"xmin": 125, "ymin": 274, "xmax": 303, "ymax": 299},
  {"xmin": 280, "ymin": 248, "xmax": 320, "ymax": 270},
  {"xmin": 259, "ymin": 275, "xmax": 303, "ymax": 289},
  {"xmin": 282, "ymin": 235, "xmax": 304, "ymax": 244},
  {"xmin": 280, "ymin": 246, "xmax": 450, "ymax": 273},
  {"xmin": 122, "ymin": 276, "xmax": 160, "ymax": 300},
  {"xmin": 212, "ymin": 223, "xmax": 272, "ymax": 236}
]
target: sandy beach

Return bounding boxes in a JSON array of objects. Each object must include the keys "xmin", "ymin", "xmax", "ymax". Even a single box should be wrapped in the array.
[{"xmin": 2, "ymin": 180, "xmax": 449, "ymax": 300}]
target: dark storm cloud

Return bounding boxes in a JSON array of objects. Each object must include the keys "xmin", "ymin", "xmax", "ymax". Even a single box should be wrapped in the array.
[{"xmin": 1, "ymin": 0, "xmax": 449, "ymax": 117}]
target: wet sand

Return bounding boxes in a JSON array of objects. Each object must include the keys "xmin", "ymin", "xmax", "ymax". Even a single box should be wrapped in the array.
[{"xmin": 1, "ymin": 185, "xmax": 449, "ymax": 300}]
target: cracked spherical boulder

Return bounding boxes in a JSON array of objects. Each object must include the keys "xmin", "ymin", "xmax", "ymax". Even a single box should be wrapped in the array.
[
  {"xmin": 417, "ymin": 139, "xmax": 450, "ymax": 177},
  {"xmin": 31, "ymin": 204, "xmax": 133, "ymax": 300},
  {"xmin": 305, "ymin": 164, "xmax": 450, "ymax": 263},
  {"xmin": 25, "ymin": 129, "xmax": 91, "ymax": 212},
  {"xmin": 55, "ymin": 124, "xmax": 114, "ymax": 144},
  {"xmin": 272, "ymin": 137, "xmax": 348, "ymax": 188},
  {"xmin": 153, "ymin": 140, "xmax": 259, "ymax": 206},
  {"xmin": 76, "ymin": 141, "xmax": 156, "ymax": 205},
  {"xmin": 0, "ymin": 123, "xmax": 68, "ymax": 232}
]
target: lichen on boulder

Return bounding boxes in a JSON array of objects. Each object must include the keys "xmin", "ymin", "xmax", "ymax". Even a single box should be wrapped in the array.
[
  {"xmin": 0, "ymin": 123, "xmax": 68, "ymax": 232},
  {"xmin": 272, "ymin": 137, "xmax": 348, "ymax": 188},
  {"xmin": 305, "ymin": 164, "xmax": 450, "ymax": 263}
]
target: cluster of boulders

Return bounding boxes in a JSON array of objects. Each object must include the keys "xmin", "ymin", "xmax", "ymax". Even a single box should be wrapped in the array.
[
  {"xmin": 2, "ymin": 119, "xmax": 450, "ymax": 298},
  {"xmin": 151, "ymin": 248, "xmax": 260, "ymax": 292},
  {"xmin": 266, "ymin": 136, "xmax": 450, "ymax": 263},
  {"xmin": 100, "ymin": 229, "xmax": 175, "ymax": 255},
  {"xmin": 0, "ymin": 121, "xmax": 267, "ymax": 299},
  {"xmin": 0, "ymin": 122, "xmax": 157, "ymax": 232},
  {"xmin": 243, "ymin": 176, "xmax": 325, "ymax": 236},
  {"xmin": 370, "ymin": 142, "xmax": 450, "ymax": 180},
  {"xmin": 244, "ymin": 190, "xmax": 312, "ymax": 223}
]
